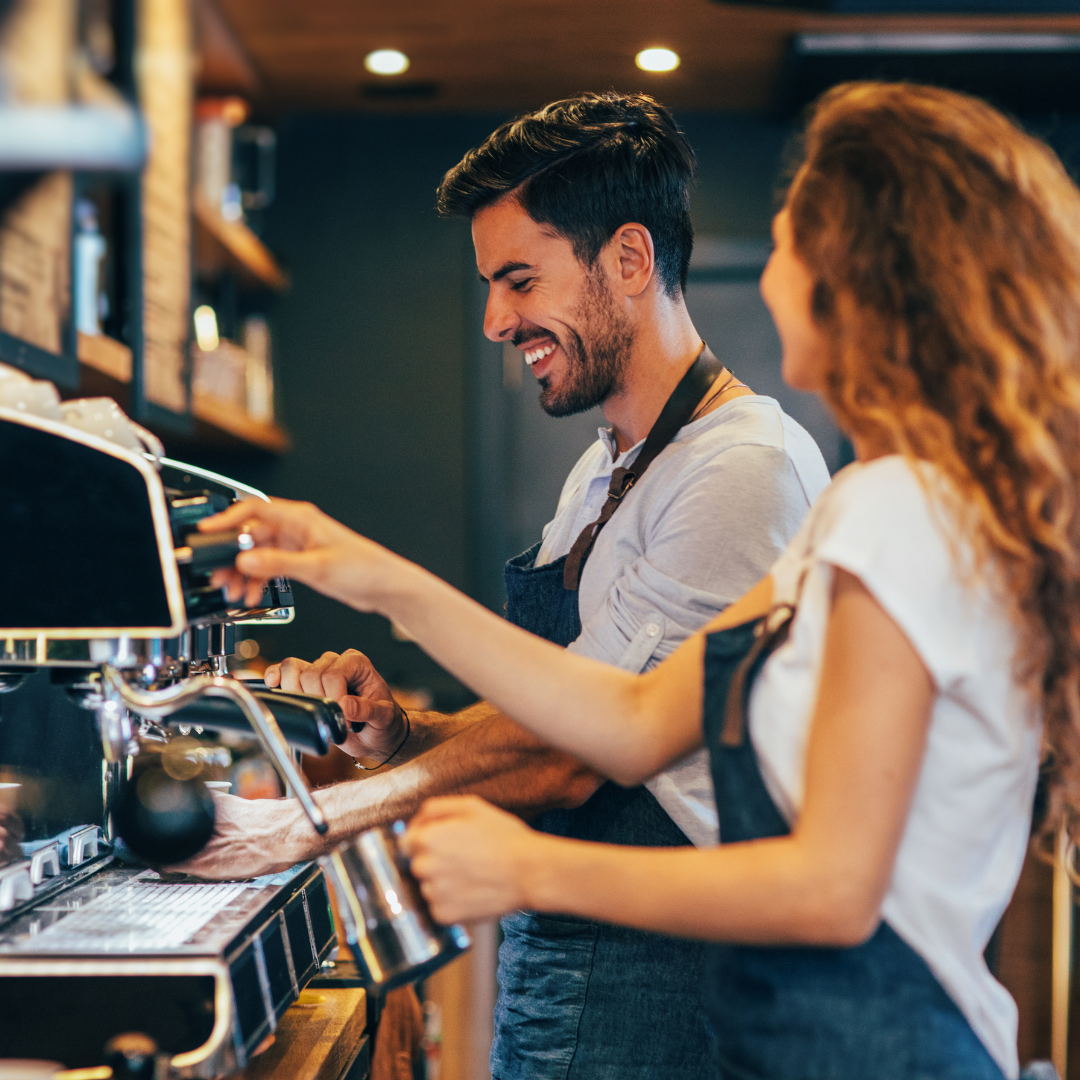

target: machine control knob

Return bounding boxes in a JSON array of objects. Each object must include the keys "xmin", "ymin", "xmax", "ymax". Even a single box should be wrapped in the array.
[
  {"xmin": 28, "ymin": 842, "xmax": 60, "ymax": 885},
  {"xmin": 175, "ymin": 529, "xmax": 253, "ymax": 575},
  {"xmin": 66, "ymin": 825, "xmax": 101, "ymax": 868},
  {"xmin": 0, "ymin": 861, "xmax": 33, "ymax": 911}
]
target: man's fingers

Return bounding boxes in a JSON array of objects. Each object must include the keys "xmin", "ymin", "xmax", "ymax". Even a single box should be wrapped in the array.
[
  {"xmin": 312, "ymin": 656, "xmax": 351, "ymax": 701},
  {"xmin": 263, "ymin": 663, "xmax": 281, "ymax": 687},
  {"xmin": 276, "ymin": 656, "xmax": 313, "ymax": 693},
  {"xmin": 295, "ymin": 652, "xmax": 339, "ymax": 697},
  {"xmin": 341, "ymin": 696, "xmax": 398, "ymax": 727}
]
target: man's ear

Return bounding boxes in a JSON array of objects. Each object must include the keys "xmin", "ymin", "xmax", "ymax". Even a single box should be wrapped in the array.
[{"xmin": 604, "ymin": 223, "xmax": 655, "ymax": 298}]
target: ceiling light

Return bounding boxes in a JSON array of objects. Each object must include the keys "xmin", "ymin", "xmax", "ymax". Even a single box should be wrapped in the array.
[
  {"xmin": 365, "ymin": 49, "xmax": 410, "ymax": 76},
  {"xmin": 635, "ymin": 48, "xmax": 680, "ymax": 73}
]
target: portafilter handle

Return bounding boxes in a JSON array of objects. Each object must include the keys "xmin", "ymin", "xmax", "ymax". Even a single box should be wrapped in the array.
[{"xmin": 101, "ymin": 666, "xmax": 328, "ymax": 835}]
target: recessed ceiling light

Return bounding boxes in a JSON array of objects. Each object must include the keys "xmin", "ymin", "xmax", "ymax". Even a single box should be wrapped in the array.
[
  {"xmin": 635, "ymin": 48, "xmax": 681, "ymax": 73},
  {"xmin": 365, "ymin": 49, "xmax": 410, "ymax": 76}
]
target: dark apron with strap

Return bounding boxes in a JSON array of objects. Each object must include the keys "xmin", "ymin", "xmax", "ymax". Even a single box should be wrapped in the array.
[
  {"xmin": 701, "ymin": 614, "xmax": 1007, "ymax": 1080},
  {"xmin": 490, "ymin": 347, "xmax": 722, "ymax": 1080}
]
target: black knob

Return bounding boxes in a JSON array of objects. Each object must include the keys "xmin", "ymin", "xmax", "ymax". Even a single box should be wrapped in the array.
[
  {"xmin": 113, "ymin": 766, "xmax": 215, "ymax": 864},
  {"xmin": 102, "ymin": 1033, "xmax": 158, "ymax": 1080},
  {"xmin": 181, "ymin": 529, "xmax": 252, "ymax": 575}
]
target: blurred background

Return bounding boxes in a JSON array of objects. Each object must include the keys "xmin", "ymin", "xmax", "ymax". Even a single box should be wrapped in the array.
[{"xmin": 4, "ymin": 0, "xmax": 1080, "ymax": 1075}]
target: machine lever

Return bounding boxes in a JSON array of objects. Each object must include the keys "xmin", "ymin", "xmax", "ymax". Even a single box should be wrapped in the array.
[{"xmin": 101, "ymin": 666, "xmax": 329, "ymax": 835}]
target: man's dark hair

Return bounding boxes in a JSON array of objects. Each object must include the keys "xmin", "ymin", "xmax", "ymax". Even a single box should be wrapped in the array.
[{"xmin": 437, "ymin": 92, "xmax": 697, "ymax": 296}]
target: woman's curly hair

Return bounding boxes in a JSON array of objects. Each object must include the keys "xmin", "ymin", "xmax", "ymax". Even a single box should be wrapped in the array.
[{"xmin": 788, "ymin": 82, "xmax": 1080, "ymax": 844}]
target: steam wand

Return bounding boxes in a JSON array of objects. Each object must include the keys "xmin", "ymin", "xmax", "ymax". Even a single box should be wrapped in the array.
[{"xmin": 100, "ymin": 665, "xmax": 329, "ymax": 835}]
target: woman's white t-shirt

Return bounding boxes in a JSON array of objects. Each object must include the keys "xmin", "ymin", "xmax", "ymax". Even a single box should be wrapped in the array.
[{"xmin": 750, "ymin": 456, "xmax": 1041, "ymax": 1080}]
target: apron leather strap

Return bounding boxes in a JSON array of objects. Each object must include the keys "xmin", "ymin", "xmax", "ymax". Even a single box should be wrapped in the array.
[
  {"xmin": 563, "ymin": 343, "xmax": 724, "ymax": 591},
  {"xmin": 721, "ymin": 607, "xmax": 796, "ymax": 747}
]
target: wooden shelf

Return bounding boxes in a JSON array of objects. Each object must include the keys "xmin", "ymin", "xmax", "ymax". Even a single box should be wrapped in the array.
[
  {"xmin": 194, "ymin": 195, "xmax": 288, "ymax": 291},
  {"xmin": 72, "ymin": 331, "xmax": 291, "ymax": 455},
  {"xmin": 77, "ymin": 331, "xmax": 132, "ymax": 383},
  {"xmin": 193, "ymin": 386, "xmax": 291, "ymax": 453}
]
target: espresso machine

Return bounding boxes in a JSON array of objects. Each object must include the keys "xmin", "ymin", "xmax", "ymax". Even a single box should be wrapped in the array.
[{"xmin": 0, "ymin": 370, "xmax": 349, "ymax": 1074}]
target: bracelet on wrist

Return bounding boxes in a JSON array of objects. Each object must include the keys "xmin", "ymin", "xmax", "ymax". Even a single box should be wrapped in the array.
[{"xmin": 353, "ymin": 707, "xmax": 411, "ymax": 771}]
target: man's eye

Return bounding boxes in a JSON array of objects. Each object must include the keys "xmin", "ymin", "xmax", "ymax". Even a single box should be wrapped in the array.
[{"xmin": 510, "ymin": 278, "xmax": 533, "ymax": 292}]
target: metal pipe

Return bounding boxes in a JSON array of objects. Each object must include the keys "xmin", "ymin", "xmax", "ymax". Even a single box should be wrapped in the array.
[
  {"xmin": 101, "ymin": 666, "xmax": 328, "ymax": 835},
  {"xmin": 1052, "ymin": 826, "xmax": 1072, "ymax": 1080}
]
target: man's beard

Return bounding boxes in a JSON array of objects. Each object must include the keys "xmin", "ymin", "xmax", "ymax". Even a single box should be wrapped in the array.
[{"xmin": 534, "ymin": 269, "xmax": 634, "ymax": 418}]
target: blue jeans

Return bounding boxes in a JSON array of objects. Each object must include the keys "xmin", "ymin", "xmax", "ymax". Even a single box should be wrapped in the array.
[{"xmin": 493, "ymin": 544, "xmax": 713, "ymax": 1080}]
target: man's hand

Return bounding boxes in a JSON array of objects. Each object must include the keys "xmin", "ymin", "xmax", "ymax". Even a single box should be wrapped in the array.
[
  {"xmin": 167, "ymin": 793, "xmax": 316, "ymax": 880},
  {"xmin": 402, "ymin": 795, "xmax": 550, "ymax": 924},
  {"xmin": 265, "ymin": 649, "xmax": 406, "ymax": 761}
]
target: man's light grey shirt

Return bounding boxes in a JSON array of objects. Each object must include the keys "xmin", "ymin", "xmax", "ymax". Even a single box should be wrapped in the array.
[{"xmin": 535, "ymin": 394, "xmax": 831, "ymax": 846}]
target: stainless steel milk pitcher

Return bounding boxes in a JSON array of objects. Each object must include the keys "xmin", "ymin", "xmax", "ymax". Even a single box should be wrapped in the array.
[{"xmin": 320, "ymin": 821, "xmax": 471, "ymax": 990}]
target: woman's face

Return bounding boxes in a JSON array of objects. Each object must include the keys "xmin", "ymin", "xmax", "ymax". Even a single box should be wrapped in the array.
[{"xmin": 760, "ymin": 208, "xmax": 830, "ymax": 394}]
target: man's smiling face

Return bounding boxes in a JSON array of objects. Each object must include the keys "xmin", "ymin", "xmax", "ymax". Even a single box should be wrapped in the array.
[{"xmin": 473, "ymin": 194, "xmax": 634, "ymax": 417}]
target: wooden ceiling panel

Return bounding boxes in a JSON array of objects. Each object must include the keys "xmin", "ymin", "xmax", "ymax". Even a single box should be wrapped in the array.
[{"xmin": 211, "ymin": 0, "xmax": 1080, "ymax": 113}]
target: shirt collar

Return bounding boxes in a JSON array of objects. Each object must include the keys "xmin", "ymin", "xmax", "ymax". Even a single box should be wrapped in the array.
[
  {"xmin": 597, "ymin": 427, "xmax": 646, "ymax": 469},
  {"xmin": 598, "ymin": 395, "xmax": 764, "ymax": 468}
]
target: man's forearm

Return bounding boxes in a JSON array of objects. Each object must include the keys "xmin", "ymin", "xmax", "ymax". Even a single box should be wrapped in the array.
[
  {"xmin": 377, "ymin": 700, "xmax": 500, "ymax": 766},
  {"xmin": 293, "ymin": 713, "xmax": 603, "ymax": 859}
]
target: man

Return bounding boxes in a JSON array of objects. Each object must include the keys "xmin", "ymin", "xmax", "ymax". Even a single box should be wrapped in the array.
[{"xmin": 181, "ymin": 92, "xmax": 830, "ymax": 1079}]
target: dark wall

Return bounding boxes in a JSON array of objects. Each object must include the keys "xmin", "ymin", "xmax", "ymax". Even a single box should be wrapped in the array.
[
  {"xmin": 681, "ymin": 112, "xmax": 792, "ymax": 237},
  {"xmin": 192, "ymin": 114, "xmax": 506, "ymax": 705},
  {"xmin": 182, "ymin": 109, "xmax": 798, "ymax": 704}
]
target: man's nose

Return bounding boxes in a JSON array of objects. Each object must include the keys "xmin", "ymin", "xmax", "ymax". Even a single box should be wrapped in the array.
[{"xmin": 483, "ymin": 287, "xmax": 518, "ymax": 344}]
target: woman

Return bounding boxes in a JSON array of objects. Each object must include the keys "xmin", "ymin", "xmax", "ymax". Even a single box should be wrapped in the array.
[{"xmin": 202, "ymin": 83, "xmax": 1080, "ymax": 1079}]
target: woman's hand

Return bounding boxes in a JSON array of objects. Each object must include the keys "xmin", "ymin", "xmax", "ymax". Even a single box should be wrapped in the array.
[
  {"xmin": 196, "ymin": 497, "xmax": 406, "ymax": 613},
  {"xmin": 402, "ymin": 796, "xmax": 549, "ymax": 924}
]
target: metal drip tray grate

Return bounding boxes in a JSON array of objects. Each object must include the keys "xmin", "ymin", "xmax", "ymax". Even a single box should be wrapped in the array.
[{"xmin": 29, "ymin": 875, "xmax": 247, "ymax": 952}]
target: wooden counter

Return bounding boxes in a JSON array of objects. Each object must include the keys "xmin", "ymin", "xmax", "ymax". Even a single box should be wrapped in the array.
[{"xmin": 235, "ymin": 987, "xmax": 369, "ymax": 1080}]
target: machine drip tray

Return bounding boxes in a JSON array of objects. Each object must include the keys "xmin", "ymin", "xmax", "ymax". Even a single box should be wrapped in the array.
[{"xmin": 0, "ymin": 862, "xmax": 338, "ymax": 1075}]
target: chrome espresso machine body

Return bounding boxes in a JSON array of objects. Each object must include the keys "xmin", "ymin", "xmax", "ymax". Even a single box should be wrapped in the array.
[{"xmin": 0, "ymin": 385, "xmax": 348, "ymax": 1073}]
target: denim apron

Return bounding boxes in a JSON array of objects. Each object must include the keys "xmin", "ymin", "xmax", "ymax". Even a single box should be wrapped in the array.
[
  {"xmin": 490, "ymin": 541, "xmax": 713, "ymax": 1080},
  {"xmin": 701, "ymin": 617, "xmax": 1007, "ymax": 1080}
]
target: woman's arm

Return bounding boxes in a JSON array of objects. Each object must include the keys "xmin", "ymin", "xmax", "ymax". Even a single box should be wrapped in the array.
[
  {"xmin": 198, "ymin": 498, "xmax": 772, "ymax": 784},
  {"xmin": 404, "ymin": 569, "xmax": 935, "ymax": 946}
]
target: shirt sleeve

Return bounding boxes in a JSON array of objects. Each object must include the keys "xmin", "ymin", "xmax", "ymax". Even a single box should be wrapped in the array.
[
  {"xmin": 811, "ymin": 458, "xmax": 982, "ymax": 690},
  {"xmin": 568, "ymin": 443, "xmax": 814, "ymax": 673}
]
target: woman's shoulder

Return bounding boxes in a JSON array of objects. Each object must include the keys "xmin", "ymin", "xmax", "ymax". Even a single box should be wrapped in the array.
[
  {"xmin": 798, "ymin": 454, "xmax": 970, "ymax": 603},
  {"xmin": 813, "ymin": 455, "xmax": 945, "ymax": 538},
  {"xmin": 827, "ymin": 454, "xmax": 927, "ymax": 498},
  {"xmin": 803, "ymin": 456, "xmax": 1000, "ymax": 687}
]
